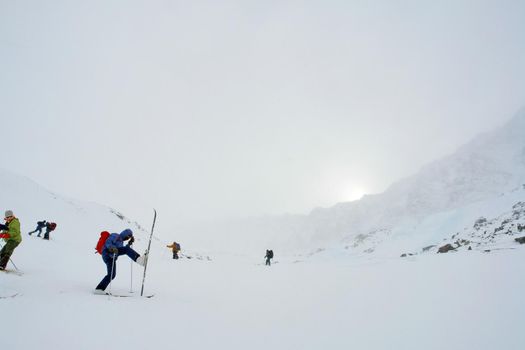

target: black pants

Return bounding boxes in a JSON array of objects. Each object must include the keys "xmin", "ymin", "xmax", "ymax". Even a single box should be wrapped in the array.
[
  {"xmin": 28, "ymin": 227, "xmax": 44, "ymax": 236},
  {"xmin": 173, "ymin": 252, "xmax": 179, "ymax": 259},
  {"xmin": 96, "ymin": 246, "xmax": 140, "ymax": 291},
  {"xmin": 0, "ymin": 240, "xmax": 20, "ymax": 269},
  {"xmin": 265, "ymin": 258, "xmax": 271, "ymax": 266},
  {"xmin": 43, "ymin": 229, "xmax": 51, "ymax": 240}
]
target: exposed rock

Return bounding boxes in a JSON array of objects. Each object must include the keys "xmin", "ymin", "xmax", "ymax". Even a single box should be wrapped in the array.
[
  {"xmin": 400, "ymin": 253, "xmax": 407, "ymax": 258},
  {"xmin": 494, "ymin": 226, "xmax": 505, "ymax": 233},
  {"xmin": 437, "ymin": 244, "xmax": 456, "ymax": 253},
  {"xmin": 513, "ymin": 202, "xmax": 525, "ymax": 210},
  {"xmin": 515, "ymin": 236, "xmax": 525, "ymax": 244},
  {"xmin": 468, "ymin": 246, "xmax": 472, "ymax": 250},
  {"xmin": 422, "ymin": 245, "xmax": 436, "ymax": 252},
  {"xmin": 474, "ymin": 217, "xmax": 488, "ymax": 230}
]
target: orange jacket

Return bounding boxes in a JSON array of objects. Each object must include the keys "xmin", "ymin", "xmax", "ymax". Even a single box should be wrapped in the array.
[{"xmin": 167, "ymin": 243, "xmax": 180, "ymax": 252}]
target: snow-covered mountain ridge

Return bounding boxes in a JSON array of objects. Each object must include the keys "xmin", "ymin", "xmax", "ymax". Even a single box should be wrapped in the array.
[
  {"xmin": 0, "ymin": 167, "xmax": 148, "ymax": 241},
  {"xmin": 1, "ymin": 113, "xmax": 525, "ymax": 350},
  {"xmin": 303, "ymin": 109, "xmax": 525, "ymax": 245},
  {"xmin": 179, "ymin": 109, "xmax": 525, "ymax": 256}
]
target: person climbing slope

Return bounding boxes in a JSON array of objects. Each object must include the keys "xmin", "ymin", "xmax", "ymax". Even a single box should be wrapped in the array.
[
  {"xmin": 0, "ymin": 210, "xmax": 22, "ymax": 271},
  {"xmin": 265, "ymin": 249, "xmax": 274, "ymax": 266},
  {"xmin": 166, "ymin": 241, "xmax": 181, "ymax": 259},
  {"xmin": 94, "ymin": 229, "xmax": 146, "ymax": 294},
  {"xmin": 43, "ymin": 221, "xmax": 57, "ymax": 240},
  {"xmin": 28, "ymin": 220, "xmax": 46, "ymax": 237}
]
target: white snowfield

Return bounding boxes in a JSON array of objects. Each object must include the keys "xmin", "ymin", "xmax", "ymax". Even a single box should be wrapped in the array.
[
  {"xmin": 2, "ymin": 109, "xmax": 525, "ymax": 349},
  {"xmin": 2, "ymin": 232, "xmax": 525, "ymax": 350},
  {"xmin": 1, "ymin": 178, "xmax": 524, "ymax": 350}
]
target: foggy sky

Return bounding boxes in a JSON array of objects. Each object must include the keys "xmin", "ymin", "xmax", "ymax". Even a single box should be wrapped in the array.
[{"xmin": 1, "ymin": 0, "xmax": 525, "ymax": 232}]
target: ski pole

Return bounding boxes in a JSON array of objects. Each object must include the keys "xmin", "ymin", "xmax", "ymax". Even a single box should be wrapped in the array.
[
  {"xmin": 108, "ymin": 253, "xmax": 116, "ymax": 300},
  {"xmin": 9, "ymin": 258, "xmax": 18, "ymax": 271},
  {"xmin": 128, "ymin": 239, "xmax": 134, "ymax": 293},
  {"xmin": 130, "ymin": 258, "xmax": 133, "ymax": 293}
]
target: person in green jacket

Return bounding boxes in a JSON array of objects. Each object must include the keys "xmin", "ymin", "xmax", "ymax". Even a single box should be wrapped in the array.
[{"xmin": 0, "ymin": 210, "xmax": 22, "ymax": 270}]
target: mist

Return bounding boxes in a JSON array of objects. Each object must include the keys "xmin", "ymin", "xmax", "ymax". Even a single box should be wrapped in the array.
[{"xmin": 1, "ymin": 0, "xmax": 524, "ymax": 233}]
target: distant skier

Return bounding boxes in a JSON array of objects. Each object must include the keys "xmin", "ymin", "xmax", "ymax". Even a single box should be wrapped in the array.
[
  {"xmin": 94, "ymin": 229, "xmax": 146, "ymax": 294},
  {"xmin": 0, "ymin": 210, "xmax": 22, "ymax": 271},
  {"xmin": 265, "ymin": 249, "xmax": 274, "ymax": 266},
  {"xmin": 43, "ymin": 222, "xmax": 57, "ymax": 240},
  {"xmin": 166, "ymin": 241, "xmax": 181, "ymax": 259},
  {"xmin": 28, "ymin": 220, "xmax": 47, "ymax": 237}
]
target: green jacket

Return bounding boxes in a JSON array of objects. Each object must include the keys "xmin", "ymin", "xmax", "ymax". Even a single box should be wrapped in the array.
[{"xmin": 4, "ymin": 218, "xmax": 22, "ymax": 243}]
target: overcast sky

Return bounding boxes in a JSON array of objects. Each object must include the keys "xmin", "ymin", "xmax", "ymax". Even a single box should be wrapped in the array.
[{"xmin": 1, "ymin": 0, "xmax": 524, "ymax": 231}]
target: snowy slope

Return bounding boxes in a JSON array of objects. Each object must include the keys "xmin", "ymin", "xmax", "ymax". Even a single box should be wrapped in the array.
[
  {"xmin": 302, "ymin": 109, "xmax": 525, "ymax": 248},
  {"xmin": 0, "ymin": 168, "xmax": 149, "ymax": 241},
  {"xmin": 2, "ymin": 217, "xmax": 525, "ymax": 350},
  {"xmin": 175, "ymin": 109, "xmax": 525, "ymax": 255},
  {"xmin": 2, "ymin": 126, "xmax": 525, "ymax": 349}
]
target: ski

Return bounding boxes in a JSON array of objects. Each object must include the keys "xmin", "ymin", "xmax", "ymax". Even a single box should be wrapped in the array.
[
  {"xmin": 110, "ymin": 293, "xmax": 155, "ymax": 298},
  {"xmin": 0, "ymin": 269, "xmax": 23, "ymax": 276},
  {"xmin": 140, "ymin": 209, "xmax": 157, "ymax": 297},
  {"xmin": 93, "ymin": 291, "xmax": 154, "ymax": 298},
  {"xmin": 0, "ymin": 293, "xmax": 19, "ymax": 299}
]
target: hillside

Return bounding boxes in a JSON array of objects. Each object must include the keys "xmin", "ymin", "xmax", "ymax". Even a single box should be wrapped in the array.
[
  {"xmin": 2, "ymin": 116, "xmax": 525, "ymax": 349},
  {"xmin": 0, "ymin": 168, "xmax": 148, "ymax": 242},
  {"xmin": 1, "ymin": 176, "xmax": 524, "ymax": 350},
  {"xmin": 174, "ymin": 109, "xmax": 525, "ymax": 256}
]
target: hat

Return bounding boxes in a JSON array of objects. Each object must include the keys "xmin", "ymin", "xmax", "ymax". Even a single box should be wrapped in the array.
[
  {"xmin": 120, "ymin": 229, "xmax": 133, "ymax": 240},
  {"xmin": 4, "ymin": 210, "xmax": 13, "ymax": 218}
]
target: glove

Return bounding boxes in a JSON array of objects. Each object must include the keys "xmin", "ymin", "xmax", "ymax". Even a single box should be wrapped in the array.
[
  {"xmin": 108, "ymin": 247, "xmax": 119, "ymax": 254},
  {"xmin": 128, "ymin": 236, "xmax": 135, "ymax": 246}
]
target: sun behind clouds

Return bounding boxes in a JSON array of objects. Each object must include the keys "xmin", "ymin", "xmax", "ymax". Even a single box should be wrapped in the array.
[{"xmin": 342, "ymin": 184, "xmax": 367, "ymax": 202}]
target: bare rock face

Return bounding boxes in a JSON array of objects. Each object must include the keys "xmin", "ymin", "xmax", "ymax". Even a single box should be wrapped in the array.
[
  {"xmin": 437, "ymin": 244, "xmax": 456, "ymax": 253},
  {"xmin": 474, "ymin": 217, "xmax": 488, "ymax": 230},
  {"xmin": 515, "ymin": 236, "xmax": 525, "ymax": 244}
]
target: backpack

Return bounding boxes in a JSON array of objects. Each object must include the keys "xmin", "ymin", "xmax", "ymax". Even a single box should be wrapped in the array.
[
  {"xmin": 268, "ymin": 250, "xmax": 274, "ymax": 259},
  {"xmin": 48, "ymin": 222, "xmax": 57, "ymax": 231},
  {"xmin": 95, "ymin": 231, "xmax": 111, "ymax": 254},
  {"xmin": 175, "ymin": 242, "xmax": 181, "ymax": 251}
]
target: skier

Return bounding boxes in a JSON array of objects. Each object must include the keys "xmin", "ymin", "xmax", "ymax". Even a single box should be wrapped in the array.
[
  {"xmin": 265, "ymin": 249, "xmax": 274, "ymax": 266},
  {"xmin": 166, "ymin": 241, "xmax": 181, "ymax": 259},
  {"xmin": 94, "ymin": 229, "xmax": 146, "ymax": 294},
  {"xmin": 0, "ymin": 210, "xmax": 22, "ymax": 271},
  {"xmin": 43, "ymin": 222, "xmax": 56, "ymax": 240},
  {"xmin": 28, "ymin": 220, "xmax": 47, "ymax": 237}
]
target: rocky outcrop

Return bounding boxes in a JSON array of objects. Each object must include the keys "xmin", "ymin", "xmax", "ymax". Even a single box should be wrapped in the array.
[
  {"xmin": 437, "ymin": 244, "xmax": 456, "ymax": 253},
  {"xmin": 515, "ymin": 236, "xmax": 525, "ymax": 244}
]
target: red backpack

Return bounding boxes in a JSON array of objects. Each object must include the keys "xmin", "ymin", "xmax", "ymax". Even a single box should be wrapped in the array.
[
  {"xmin": 49, "ymin": 222, "xmax": 57, "ymax": 231},
  {"xmin": 95, "ymin": 231, "xmax": 110, "ymax": 254}
]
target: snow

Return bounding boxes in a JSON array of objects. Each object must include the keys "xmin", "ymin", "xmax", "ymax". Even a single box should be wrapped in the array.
[
  {"xmin": 2, "ymin": 110, "xmax": 525, "ymax": 349},
  {"xmin": 175, "ymin": 110, "xmax": 525, "ymax": 255},
  {"xmin": 2, "ymin": 236, "xmax": 525, "ymax": 349}
]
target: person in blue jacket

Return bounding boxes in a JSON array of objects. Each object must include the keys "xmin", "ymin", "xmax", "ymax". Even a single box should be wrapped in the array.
[
  {"xmin": 28, "ymin": 220, "xmax": 46, "ymax": 237},
  {"xmin": 94, "ymin": 229, "xmax": 146, "ymax": 294}
]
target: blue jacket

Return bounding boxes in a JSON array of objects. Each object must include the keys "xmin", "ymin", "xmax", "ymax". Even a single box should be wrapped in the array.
[{"xmin": 102, "ymin": 229, "xmax": 133, "ymax": 260}]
